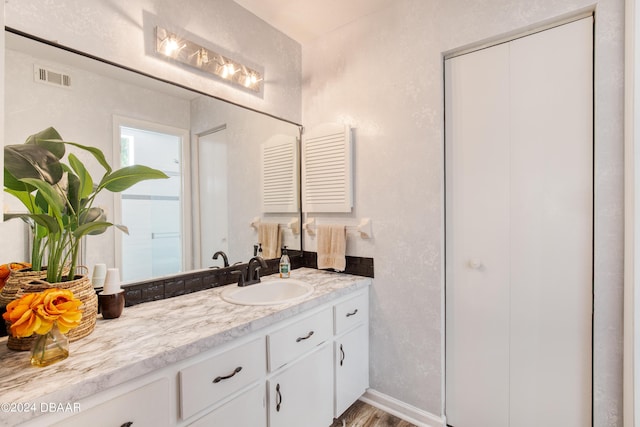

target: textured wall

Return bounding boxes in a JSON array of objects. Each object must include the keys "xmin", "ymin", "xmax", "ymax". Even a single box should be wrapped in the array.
[
  {"xmin": 4, "ymin": 0, "xmax": 302, "ymax": 123},
  {"xmin": 2, "ymin": 47, "xmax": 191, "ymax": 268},
  {"xmin": 302, "ymin": 0, "xmax": 624, "ymax": 424}
]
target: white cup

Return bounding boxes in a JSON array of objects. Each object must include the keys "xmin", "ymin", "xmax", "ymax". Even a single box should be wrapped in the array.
[
  {"xmin": 92, "ymin": 263, "xmax": 107, "ymax": 288},
  {"xmin": 102, "ymin": 268, "xmax": 122, "ymax": 295}
]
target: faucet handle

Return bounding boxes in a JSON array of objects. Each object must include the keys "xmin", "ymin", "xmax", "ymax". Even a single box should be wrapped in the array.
[{"xmin": 231, "ymin": 269, "xmax": 246, "ymax": 286}]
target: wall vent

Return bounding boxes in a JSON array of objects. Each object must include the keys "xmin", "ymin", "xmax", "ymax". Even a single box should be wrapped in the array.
[{"xmin": 34, "ymin": 64, "xmax": 72, "ymax": 88}]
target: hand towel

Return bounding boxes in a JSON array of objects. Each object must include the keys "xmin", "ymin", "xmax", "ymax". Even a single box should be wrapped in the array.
[
  {"xmin": 258, "ymin": 222, "xmax": 281, "ymax": 259},
  {"xmin": 317, "ymin": 224, "xmax": 346, "ymax": 272}
]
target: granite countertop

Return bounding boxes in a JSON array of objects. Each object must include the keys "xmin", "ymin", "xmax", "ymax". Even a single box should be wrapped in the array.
[{"xmin": 0, "ymin": 268, "xmax": 371, "ymax": 426}]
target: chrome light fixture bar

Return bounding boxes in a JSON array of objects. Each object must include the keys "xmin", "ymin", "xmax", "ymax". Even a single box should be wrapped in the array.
[{"xmin": 155, "ymin": 26, "xmax": 263, "ymax": 93}]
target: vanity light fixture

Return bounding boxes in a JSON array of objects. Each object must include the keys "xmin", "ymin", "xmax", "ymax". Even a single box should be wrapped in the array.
[{"xmin": 155, "ymin": 26, "xmax": 263, "ymax": 93}]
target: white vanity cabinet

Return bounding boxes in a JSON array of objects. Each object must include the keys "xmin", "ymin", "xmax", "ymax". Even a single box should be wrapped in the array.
[{"xmin": 17, "ymin": 279, "xmax": 370, "ymax": 427}]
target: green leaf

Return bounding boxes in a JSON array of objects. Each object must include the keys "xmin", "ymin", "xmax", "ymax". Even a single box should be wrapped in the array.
[
  {"xmin": 68, "ymin": 153, "xmax": 94, "ymax": 199},
  {"xmin": 73, "ymin": 220, "xmax": 113, "ymax": 238},
  {"xmin": 65, "ymin": 168, "xmax": 81, "ymax": 215},
  {"xmin": 65, "ymin": 141, "xmax": 112, "ymax": 173},
  {"xmin": 4, "ymin": 144, "xmax": 63, "ymax": 185},
  {"xmin": 24, "ymin": 127, "xmax": 65, "ymax": 159},
  {"xmin": 4, "ymin": 168, "xmax": 35, "ymax": 193},
  {"xmin": 4, "ymin": 188, "xmax": 37, "ymax": 213},
  {"xmin": 19, "ymin": 178, "xmax": 66, "ymax": 223},
  {"xmin": 79, "ymin": 207, "xmax": 106, "ymax": 225},
  {"xmin": 99, "ymin": 165, "xmax": 169, "ymax": 192},
  {"xmin": 3, "ymin": 212, "xmax": 60, "ymax": 234}
]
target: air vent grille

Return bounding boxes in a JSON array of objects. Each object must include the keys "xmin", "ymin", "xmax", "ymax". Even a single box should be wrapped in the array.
[{"xmin": 34, "ymin": 65, "xmax": 72, "ymax": 88}]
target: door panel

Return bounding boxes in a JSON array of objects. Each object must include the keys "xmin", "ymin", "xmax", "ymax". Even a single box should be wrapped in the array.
[{"xmin": 445, "ymin": 17, "xmax": 593, "ymax": 427}]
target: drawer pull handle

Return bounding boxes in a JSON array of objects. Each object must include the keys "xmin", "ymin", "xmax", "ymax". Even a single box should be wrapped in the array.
[
  {"xmin": 121, "ymin": 423, "xmax": 133, "ymax": 427},
  {"xmin": 213, "ymin": 366, "xmax": 242, "ymax": 383},
  {"xmin": 340, "ymin": 344, "xmax": 345, "ymax": 366},
  {"xmin": 296, "ymin": 331, "xmax": 314, "ymax": 342},
  {"xmin": 346, "ymin": 309, "xmax": 359, "ymax": 317},
  {"xmin": 276, "ymin": 383, "xmax": 283, "ymax": 412}
]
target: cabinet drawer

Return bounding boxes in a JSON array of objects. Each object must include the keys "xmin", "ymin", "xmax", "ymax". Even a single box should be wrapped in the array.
[
  {"xmin": 267, "ymin": 307, "xmax": 332, "ymax": 371},
  {"xmin": 180, "ymin": 337, "xmax": 265, "ymax": 420},
  {"xmin": 334, "ymin": 291, "xmax": 368, "ymax": 334},
  {"xmin": 52, "ymin": 378, "xmax": 170, "ymax": 427}
]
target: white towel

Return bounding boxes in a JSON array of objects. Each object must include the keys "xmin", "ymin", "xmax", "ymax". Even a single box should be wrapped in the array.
[
  {"xmin": 258, "ymin": 222, "xmax": 281, "ymax": 259},
  {"xmin": 317, "ymin": 224, "xmax": 346, "ymax": 272}
]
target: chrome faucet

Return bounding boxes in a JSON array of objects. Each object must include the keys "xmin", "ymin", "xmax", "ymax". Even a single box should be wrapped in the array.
[{"xmin": 212, "ymin": 251, "xmax": 229, "ymax": 267}]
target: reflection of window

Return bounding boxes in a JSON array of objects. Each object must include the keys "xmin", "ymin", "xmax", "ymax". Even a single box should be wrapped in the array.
[{"xmin": 115, "ymin": 120, "xmax": 189, "ymax": 282}]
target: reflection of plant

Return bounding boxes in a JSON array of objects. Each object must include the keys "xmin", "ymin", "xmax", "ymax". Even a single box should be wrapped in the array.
[
  {"xmin": 3, "ymin": 127, "xmax": 169, "ymax": 283},
  {"xmin": 2, "ymin": 288, "xmax": 82, "ymax": 337}
]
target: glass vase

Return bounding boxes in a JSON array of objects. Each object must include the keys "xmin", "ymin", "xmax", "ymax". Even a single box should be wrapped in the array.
[{"xmin": 30, "ymin": 323, "xmax": 69, "ymax": 367}]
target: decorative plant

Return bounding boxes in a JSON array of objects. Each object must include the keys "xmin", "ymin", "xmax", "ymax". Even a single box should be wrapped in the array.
[{"xmin": 3, "ymin": 127, "xmax": 169, "ymax": 283}]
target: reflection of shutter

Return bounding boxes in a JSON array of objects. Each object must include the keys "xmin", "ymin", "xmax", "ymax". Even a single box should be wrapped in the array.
[
  {"xmin": 302, "ymin": 123, "xmax": 353, "ymax": 213},
  {"xmin": 261, "ymin": 134, "xmax": 299, "ymax": 213}
]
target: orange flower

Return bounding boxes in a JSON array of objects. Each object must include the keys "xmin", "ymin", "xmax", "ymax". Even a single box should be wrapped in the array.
[
  {"xmin": 3, "ymin": 293, "xmax": 50, "ymax": 337},
  {"xmin": 2, "ymin": 288, "xmax": 83, "ymax": 337},
  {"xmin": 39, "ymin": 288, "xmax": 83, "ymax": 334}
]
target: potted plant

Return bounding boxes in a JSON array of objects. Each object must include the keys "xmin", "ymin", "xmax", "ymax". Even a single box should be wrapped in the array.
[
  {"xmin": 2, "ymin": 127, "xmax": 168, "ymax": 347},
  {"xmin": 3, "ymin": 126, "xmax": 168, "ymax": 282}
]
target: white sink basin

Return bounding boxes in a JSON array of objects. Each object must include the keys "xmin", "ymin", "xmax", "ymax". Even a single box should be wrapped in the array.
[{"xmin": 220, "ymin": 278, "xmax": 314, "ymax": 306}]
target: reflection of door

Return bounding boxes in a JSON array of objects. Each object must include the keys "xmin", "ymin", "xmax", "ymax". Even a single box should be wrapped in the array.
[
  {"xmin": 445, "ymin": 17, "xmax": 593, "ymax": 427},
  {"xmin": 197, "ymin": 127, "xmax": 229, "ymax": 268},
  {"xmin": 116, "ymin": 119, "xmax": 189, "ymax": 282}
]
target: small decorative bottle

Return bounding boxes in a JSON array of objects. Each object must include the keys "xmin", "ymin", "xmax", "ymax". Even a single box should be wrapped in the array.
[{"xmin": 279, "ymin": 246, "xmax": 291, "ymax": 279}]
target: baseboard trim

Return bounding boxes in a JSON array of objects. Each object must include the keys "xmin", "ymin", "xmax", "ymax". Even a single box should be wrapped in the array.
[{"xmin": 360, "ymin": 389, "xmax": 445, "ymax": 427}]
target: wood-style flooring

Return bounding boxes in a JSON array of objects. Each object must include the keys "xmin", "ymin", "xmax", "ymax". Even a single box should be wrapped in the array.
[{"xmin": 330, "ymin": 400, "xmax": 417, "ymax": 427}]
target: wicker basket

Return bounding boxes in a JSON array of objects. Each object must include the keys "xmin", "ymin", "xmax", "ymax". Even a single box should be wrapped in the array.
[
  {"xmin": 5, "ymin": 272, "xmax": 98, "ymax": 351},
  {"xmin": 0, "ymin": 267, "xmax": 47, "ymax": 307}
]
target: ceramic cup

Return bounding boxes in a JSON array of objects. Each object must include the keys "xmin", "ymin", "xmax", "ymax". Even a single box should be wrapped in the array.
[
  {"xmin": 91, "ymin": 263, "xmax": 107, "ymax": 288},
  {"xmin": 98, "ymin": 290, "xmax": 125, "ymax": 319},
  {"xmin": 102, "ymin": 268, "xmax": 121, "ymax": 295}
]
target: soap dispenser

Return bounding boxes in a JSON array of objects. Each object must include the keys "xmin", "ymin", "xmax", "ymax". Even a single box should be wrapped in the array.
[{"xmin": 279, "ymin": 246, "xmax": 290, "ymax": 278}]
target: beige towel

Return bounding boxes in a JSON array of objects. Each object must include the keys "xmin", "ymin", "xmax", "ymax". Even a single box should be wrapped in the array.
[
  {"xmin": 317, "ymin": 224, "xmax": 346, "ymax": 272},
  {"xmin": 258, "ymin": 222, "xmax": 281, "ymax": 259}
]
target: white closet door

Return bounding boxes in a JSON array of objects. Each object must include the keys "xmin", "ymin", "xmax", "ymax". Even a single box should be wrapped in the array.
[
  {"xmin": 445, "ymin": 42, "xmax": 511, "ymax": 427},
  {"xmin": 508, "ymin": 18, "xmax": 593, "ymax": 427},
  {"xmin": 445, "ymin": 17, "xmax": 593, "ymax": 427}
]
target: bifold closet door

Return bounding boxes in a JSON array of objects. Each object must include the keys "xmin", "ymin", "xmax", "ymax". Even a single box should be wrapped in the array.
[{"xmin": 445, "ymin": 17, "xmax": 593, "ymax": 427}]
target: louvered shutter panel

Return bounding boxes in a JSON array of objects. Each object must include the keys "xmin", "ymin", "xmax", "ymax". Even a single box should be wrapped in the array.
[
  {"xmin": 261, "ymin": 134, "xmax": 299, "ymax": 213},
  {"xmin": 302, "ymin": 123, "xmax": 353, "ymax": 212}
]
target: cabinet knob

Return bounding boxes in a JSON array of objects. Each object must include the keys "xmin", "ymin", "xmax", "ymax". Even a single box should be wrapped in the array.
[{"xmin": 468, "ymin": 259, "xmax": 484, "ymax": 270}]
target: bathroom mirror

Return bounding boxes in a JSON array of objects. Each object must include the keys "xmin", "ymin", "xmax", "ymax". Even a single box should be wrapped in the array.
[{"xmin": 3, "ymin": 29, "xmax": 302, "ymax": 283}]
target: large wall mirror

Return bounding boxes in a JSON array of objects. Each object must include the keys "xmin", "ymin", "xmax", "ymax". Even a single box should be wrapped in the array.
[{"xmin": 4, "ymin": 29, "xmax": 302, "ymax": 284}]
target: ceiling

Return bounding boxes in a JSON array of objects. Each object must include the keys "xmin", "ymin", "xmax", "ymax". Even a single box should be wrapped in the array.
[{"xmin": 233, "ymin": 0, "xmax": 395, "ymax": 44}]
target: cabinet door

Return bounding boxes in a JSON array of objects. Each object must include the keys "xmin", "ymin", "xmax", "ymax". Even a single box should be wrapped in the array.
[
  {"xmin": 268, "ymin": 343, "xmax": 333, "ymax": 427},
  {"xmin": 187, "ymin": 383, "xmax": 266, "ymax": 427},
  {"xmin": 334, "ymin": 323, "xmax": 369, "ymax": 417},
  {"xmin": 51, "ymin": 378, "xmax": 170, "ymax": 427}
]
